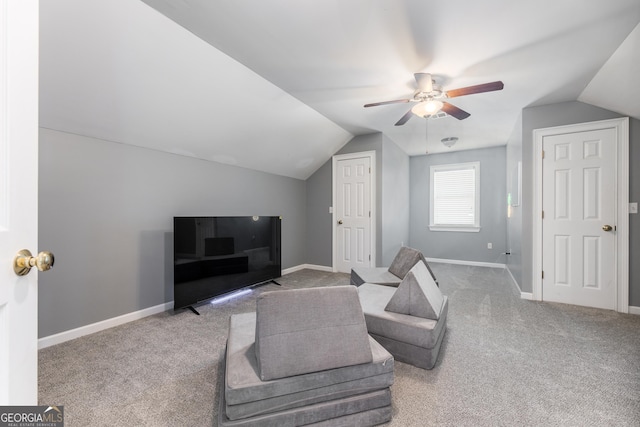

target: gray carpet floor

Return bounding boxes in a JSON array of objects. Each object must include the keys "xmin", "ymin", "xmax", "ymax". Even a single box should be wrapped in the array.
[{"xmin": 38, "ymin": 264, "xmax": 640, "ymax": 426}]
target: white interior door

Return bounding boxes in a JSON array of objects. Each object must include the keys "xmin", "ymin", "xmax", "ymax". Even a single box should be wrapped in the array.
[
  {"xmin": 542, "ymin": 128, "xmax": 617, "ymax": 310},
  {"xmin": 0, "ymin": 0, "xmax": 40, "ymax": 404},
  {"xmin": 334, "ymin": 154, "xmax": 373, "ymax": 273}
]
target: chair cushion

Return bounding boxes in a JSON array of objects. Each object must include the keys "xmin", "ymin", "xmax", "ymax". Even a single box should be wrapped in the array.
[
  {"xmin": 369, "ymin": 331, "xmax": 445, "ymax": 370},
  {"xmin": 255, "ymin": 286, "xmax": 373, "ymax": 381},
  {"xmin": 350, "ymin": 267, "xmax": 401, "ymax": 287},
  {"xmin": 387, "ymin": 246, "xmax": 425, "ymax": 278},
  {"xmin": 219, "ymin": 358, "xmax": 393, "ymax": 427},
  {"xmin": 385, "ymin": 261, "xmax": 444, "ymax": 320},
  {"xmin": 225, "ymin": 313, "xmax": 394, "ymax": 420},
  {"xmin": 358, "ymin": 283, "xmax": 448, "ymax": 349}
]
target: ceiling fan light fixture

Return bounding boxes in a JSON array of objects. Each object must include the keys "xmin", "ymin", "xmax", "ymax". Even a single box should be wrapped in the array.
[{"xmin": 411, "ymin": 100, "xmax": 443, "ymax": 118}]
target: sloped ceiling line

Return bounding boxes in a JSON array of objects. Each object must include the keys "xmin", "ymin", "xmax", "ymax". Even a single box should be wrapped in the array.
[{"xmin": 40, "ymin": 0, "xmax": 640, "ymax": 179}]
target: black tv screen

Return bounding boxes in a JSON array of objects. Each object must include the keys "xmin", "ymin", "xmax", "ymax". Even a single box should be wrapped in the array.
[{"xmin": 173, "ymin": 216, "xmax": 281, "ymax": 310}]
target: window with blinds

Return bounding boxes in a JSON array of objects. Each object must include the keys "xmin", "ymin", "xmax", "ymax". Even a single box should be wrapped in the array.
[{"xmin": 429, "ymin": 162, "xmax": 480, "ymax": 232}]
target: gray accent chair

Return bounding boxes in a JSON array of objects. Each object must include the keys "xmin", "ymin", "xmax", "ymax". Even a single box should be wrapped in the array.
[
  {"xmin": 350, "ymin": 246, "xmax": 438, "ymax": 287},
  {"xmin": 358, "ymin": 261, "xmax": 447, "ymax": 370},
  {"xmin": 219, "ymin": 286, "xmax": 395, "ymax": 426}
]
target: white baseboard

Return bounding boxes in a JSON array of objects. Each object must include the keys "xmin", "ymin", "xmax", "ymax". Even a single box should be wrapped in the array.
[
  {"xmin": 629, "ymin": 306, "xmax": 640, "ymax": 316},
  {"xmin": 39, "ymin": 265, "xmax": 334, "ymax": 349},
  {"xmin": 283, "ymin": 264, "xmax": 333, "ymax": 275},
  {"xmin": 520, "ymin": 292, "xmax": 534, "ymax": 300},
  {"xmin": 38, "ymin": 301, "xmax": 173, "ymax": 350},
  {"xmin": 425, "ymin": 257, "xmax": 506, "ymax": 269},
  {"xmin": 504, "ymin": 266, "xmax": 534, "ymax": 300}
]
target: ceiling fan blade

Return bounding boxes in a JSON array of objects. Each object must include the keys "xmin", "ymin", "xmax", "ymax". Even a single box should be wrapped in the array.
[
  {"xmin": 414, "ymin": 73, "xmax": 433, "ymax": 93},
  {"xmin": 441, "ymin": 102, "xmax": 470, "ymax": 120},
  {"xmin": 446, "ymin": 81, "xmax": 504, "ymax": 98},
  {"xmin": 364, "ymin": 99, "xmax": 410, "ymax": 108},
  {"xmin": 394, "ymin": 108, "xmax": 414, "ymax": 126}
]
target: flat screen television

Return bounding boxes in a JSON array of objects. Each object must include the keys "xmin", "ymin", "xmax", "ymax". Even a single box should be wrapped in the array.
[{"xmin": 173, "ymin": 216, "xmax": 281, "ymax": 311}]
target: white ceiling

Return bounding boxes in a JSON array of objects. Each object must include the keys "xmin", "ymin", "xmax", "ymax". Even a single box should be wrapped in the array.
[
  {"xmin": 579, "ymin": 22, "xmax": 640, "ymax": 119},
  {"xmin": 40, "ymin": 0, "xmax": 640, "ymax": 180}
]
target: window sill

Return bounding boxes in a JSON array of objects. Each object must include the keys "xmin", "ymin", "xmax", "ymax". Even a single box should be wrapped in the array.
[{"xmin": 429, "ymin": 225, "xmax": 481, "ymax": 233}]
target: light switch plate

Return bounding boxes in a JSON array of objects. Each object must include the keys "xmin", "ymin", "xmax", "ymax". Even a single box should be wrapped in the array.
[{"xmin": 630, "ymin": 202, "xmax": 638, "ymax": 214}]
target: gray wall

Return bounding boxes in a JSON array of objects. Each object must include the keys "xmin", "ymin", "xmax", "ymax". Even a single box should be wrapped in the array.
[
  {"xmin": 40, "ymin": 101, "xmax": 640, "ymax": 339},
  {"xmin": 512, "ymin": 101, "xmax": 640, "ymax": 307},
  {"xmin": 305, "ymin": 160, "xmax": 332, "ymax": 266},
  {"xmin": 39, "ymin": 128, "xmax": 307, "ymax": 338},
  {"xmin": 409, "ymin": 146, "xmax": 507, "ymax": 263},
  {"xmin": 380, "ymin": 134, "xmax": 410, "ymax": 265},
  {"xmin": 305, "ymin": 132, "xmax": 410, "ymax": 268}
]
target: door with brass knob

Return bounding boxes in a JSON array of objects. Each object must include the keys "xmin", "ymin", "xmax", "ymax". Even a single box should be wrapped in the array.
[
  {"xmin": 540, "ymin": 124, "xmax": 620, "ymax": 312},
  {"xmin": 1, "ymin": 0, "xmax": 40, "ymax": 404},
  {"xmin": 13, "ymin": 250, "xmax": 55, "ymax": 276},
  {"xmin": 334, "ymin": 153, "xmax": 374, "ymax": 273}
]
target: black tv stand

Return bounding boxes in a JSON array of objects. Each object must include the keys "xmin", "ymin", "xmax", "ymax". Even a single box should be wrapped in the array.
[{"xmin": 183, "ymin": 278, "xmax": 283, "ymax": 315}]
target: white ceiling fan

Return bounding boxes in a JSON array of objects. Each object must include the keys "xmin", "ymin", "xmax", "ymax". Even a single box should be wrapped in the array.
[{"xmin": 364, "ymin": 73, "xmax": 504, "ymax": 126}]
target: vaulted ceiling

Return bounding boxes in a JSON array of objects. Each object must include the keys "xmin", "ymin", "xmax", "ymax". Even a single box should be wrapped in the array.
[{"xmin": 39, "ymin": 0, "xmax": 640, "ymax": 179}]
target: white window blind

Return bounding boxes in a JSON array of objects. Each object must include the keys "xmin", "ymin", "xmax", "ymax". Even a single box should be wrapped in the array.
[{"xmin": 430, "ymin": 162, "xmax": 480, "ymax": 232}]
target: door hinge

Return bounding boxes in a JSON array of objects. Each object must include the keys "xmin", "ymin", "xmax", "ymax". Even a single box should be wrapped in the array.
[
  {"xmin": 542, "ymin": 271, "xmax": 544, "ymax": 279},
  {"xmin": 369, "ymin": 167, "xmax": 371, "ymax": 173},
  {"xmin": 369, "ymin": 211, "xmax": 371, "ymax": 218},
  {"xmin": 542, "ymin": 150, "xmax": 545, "ymax": 159},
  {"xmin": 369, "ymin": 254, "xmax": 371, "ymax": 261},
  {"xmin": 542, "ymin": 210, "xmax": 544, "ymax": 219}
]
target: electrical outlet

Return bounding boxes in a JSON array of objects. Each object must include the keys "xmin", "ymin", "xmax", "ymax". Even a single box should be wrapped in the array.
[
  {"xmin": 630, "ymin": 202, "xmax": 638, "ymax": 214},
  {"xmin": 487, "ymin": 242, "xmax": 492, "ymax": 249}
]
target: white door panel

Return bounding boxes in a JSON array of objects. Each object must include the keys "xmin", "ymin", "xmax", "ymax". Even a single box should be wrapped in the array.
[
  {"xmin": 0, "ymin": 0, "xmax": 39, "ymax": 404},
  {"xmin": 542, "ymin": 128, "xmax": 616, "ymax": 310},
  {"xmin": 335, "ymin": 155, "xmax": 372, "ymax": 273}
]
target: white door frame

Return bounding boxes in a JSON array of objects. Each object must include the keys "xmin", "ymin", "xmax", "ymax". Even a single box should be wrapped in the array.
[
  {"xmin": 332, "ymin": 151, "xmax": 376, "ymax": 272},
  {"xmin": 532, "ymin": 117, "xmax": 629, "ymax": 313}
]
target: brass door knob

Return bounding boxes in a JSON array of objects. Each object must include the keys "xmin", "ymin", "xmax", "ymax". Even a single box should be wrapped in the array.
[
  {"xmin": 13, "ymin": 249, "xmax": 55, "ymax": 276},
  {"xmin": 602, "ymin": 225, "xmax": 613, "ymax": 232},
  {"xmin": 338, "ymin": 220, "xmax": 343, "ymax": 225}
]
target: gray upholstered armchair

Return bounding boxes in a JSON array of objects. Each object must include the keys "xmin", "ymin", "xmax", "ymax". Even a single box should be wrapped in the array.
[{"xmin": 357, "ymin": 261, "xmax": 448, "ymax": 370}]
